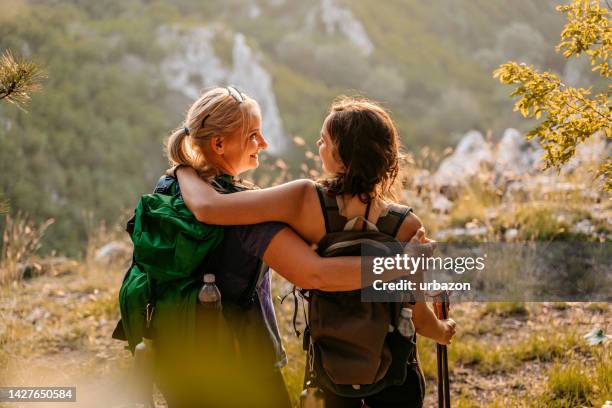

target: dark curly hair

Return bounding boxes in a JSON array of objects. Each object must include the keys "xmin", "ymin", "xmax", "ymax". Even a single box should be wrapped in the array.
[{"xmin": 320, "ymin": 96, "xmax": 402, "ymax": 203}]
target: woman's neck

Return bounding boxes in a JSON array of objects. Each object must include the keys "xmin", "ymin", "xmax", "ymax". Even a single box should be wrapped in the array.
[
  {"xmin": 196, "ymin": 163, "xmax": 238, "ymax": 180},
  {"xmin": 202, "ymin": 154, "xmax": 238, "ymax": 177}
]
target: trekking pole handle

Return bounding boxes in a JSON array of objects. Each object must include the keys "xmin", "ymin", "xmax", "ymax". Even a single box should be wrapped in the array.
[
  {"xmin": 441, "ymin": 291, "xmax": 449, "ymax": 319},
  {"xmin": 433, "ymin": 291, "xmax": 449, "ymax": 319}
]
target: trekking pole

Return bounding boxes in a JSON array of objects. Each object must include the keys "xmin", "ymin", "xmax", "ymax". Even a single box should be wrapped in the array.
[
  {"xmin": 435, "ymin": 291, "xmax": 450, "ymax": 408},
  {"xmin": 436, "ymin": 339, "xmax": 444, "ymax": 408},
  {"xmin": 441, "ymin": 291, "xmax": 450, "ymax": 408}
]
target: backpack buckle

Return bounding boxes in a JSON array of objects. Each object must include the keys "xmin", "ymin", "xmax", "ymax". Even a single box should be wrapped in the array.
[{"xmin": 145, "ymin": 303, "xmax": 155, "ymax": 328}]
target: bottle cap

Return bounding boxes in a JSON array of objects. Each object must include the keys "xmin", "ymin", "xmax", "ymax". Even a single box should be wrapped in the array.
[{"xmin": 203, "ymin": 274, "xmax": 215, "ymax": 283}]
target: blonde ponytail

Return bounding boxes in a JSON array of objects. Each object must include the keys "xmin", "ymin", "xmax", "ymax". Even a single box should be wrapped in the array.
[{"xmin": 166, "ymin": 128, "xmax": 192, "ymax": 166}]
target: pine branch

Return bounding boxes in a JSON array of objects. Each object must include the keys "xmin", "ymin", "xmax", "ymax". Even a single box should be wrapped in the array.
[{"xmin": 0, "ymin": 50, "xmax": 45, "ymax": 109}]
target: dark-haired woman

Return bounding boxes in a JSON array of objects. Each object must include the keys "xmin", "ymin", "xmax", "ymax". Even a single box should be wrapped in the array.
[{"xmin": 177, "ymin": 96, "xmax": 456, "ymax": 407}]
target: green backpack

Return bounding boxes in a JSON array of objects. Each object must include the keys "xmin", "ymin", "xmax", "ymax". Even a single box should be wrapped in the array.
[{"xmin": 112, "ymin": 175, "xmax": 224, "ymax": 352}]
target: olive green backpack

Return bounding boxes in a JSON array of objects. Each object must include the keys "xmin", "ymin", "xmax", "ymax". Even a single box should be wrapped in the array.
[{"xmin": 301, "ymin": 185, "xmax": 416, "ymax": 398}]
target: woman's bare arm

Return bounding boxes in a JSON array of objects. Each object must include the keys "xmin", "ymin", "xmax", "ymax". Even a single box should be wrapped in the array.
[
  {"xmin": 396, "ymin": 211, "xmax": 423, "ymax": 242},
  {"xmin": 262, "ymin": 227, "xmax": 361, "ymax": 291},
  {"xmin": 262, "ymin": 225, "xmax": 438, "ymax": 294},
  {"xmin": 403, "ymin": 227, "xmax": 457, "ymax": 345},
  {"xmin": 177, "ymin": 166, "xmax": 314, "ymax": 226},
  {"xmin": 411, "ymin": 302, "xmax": 456, "ymax": 345}
]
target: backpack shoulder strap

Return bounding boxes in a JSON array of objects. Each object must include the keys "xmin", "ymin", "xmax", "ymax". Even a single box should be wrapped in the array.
[
  {"xmin": 376, "ymin": 204, "xmax": 413, "ymax": 237},
  {"xmin": 315, "ymin": 184, "xmax": 346, "ymax": 233},
  {"xmin": 154, "ymin": 175, "xmax": 181, "ymax": 197}
]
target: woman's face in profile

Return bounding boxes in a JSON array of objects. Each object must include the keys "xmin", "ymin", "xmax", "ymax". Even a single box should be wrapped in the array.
[
  {"xmin": 222, "ymin": 107, "xmax": 268, "ymax": 175},
  {"xmin": 317, "ymin": 115, "xmax": 345, "ymax": 175}
]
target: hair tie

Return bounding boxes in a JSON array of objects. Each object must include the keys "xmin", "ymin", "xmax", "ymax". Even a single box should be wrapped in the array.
[{"xmin": 184, "ymin": 126, "xmax": 190, "ymax": 136}]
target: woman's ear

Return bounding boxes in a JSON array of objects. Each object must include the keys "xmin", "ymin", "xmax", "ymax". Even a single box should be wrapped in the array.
[{"xmin": 210, "ymin": 136, "xmax": 225, "ymax": 155}]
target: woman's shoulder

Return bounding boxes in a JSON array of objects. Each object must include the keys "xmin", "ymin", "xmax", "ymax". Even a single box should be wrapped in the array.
[
  {"xmin": 296, "ymin": 178, "xmax": 318, "ymax": 188},
  {"xmin": 286, "ymin": 178, "xmax": 319, "ymax": 200},
  {"xmin": 397, "ymin": 211, "xmax": 422, "ymax": 242},
  {"xmin": 380, "ymin": 201, "xmax": 421, "ymax": 242}
]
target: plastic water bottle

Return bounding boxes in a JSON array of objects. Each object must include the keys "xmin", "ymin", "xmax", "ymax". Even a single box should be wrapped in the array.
[
  {"xmin": 300, "ymin": 382, "xmax": 325, "ymax": 408},
  {"xmin": 133, "ymin": 337, "xmax": 154, "ymax": 407},
  {"xmin": 197, "ymin": 274, "xmax": 223, "ymax": 342},
  {"xmin": 398, "ymin": 307, "xmax": 416, "ymax": 338},
  {"xmin": 198, "ymin": 274, "xmax": 222, "ymax": 310},
  {"xmin": 197, "ymin": 274, "xmax": 236, "ymax": 362}
]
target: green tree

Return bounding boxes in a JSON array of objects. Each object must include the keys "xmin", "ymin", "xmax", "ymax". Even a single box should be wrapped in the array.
[
  {"xmin": 0, "ymin": 4, "xmax": 170, "ymax": 254},
  {"xmin": 494, "ymin": 0, "xmax": 611, "ymax": 190}
]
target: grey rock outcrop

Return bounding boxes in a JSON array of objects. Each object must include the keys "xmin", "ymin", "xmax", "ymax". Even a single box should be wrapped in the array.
[
  {"xmin": 433, "ymin": 130, "xmax": 493, "ymax": 187},
  {"xmin": 305, "ymin": 0, "xmax": 374, "ymax": 56},
  {"xmin": 159, "ymin": 26, "xmax": 286, "ymax": 153},
  {"xmin": 433, "ymin": 128, "xmax": 548, "ymax": 187},
  {"xmin": 494, "ymin": 128, "xmax": 543, "ymax": 178},
  {"xmin": 561, "ymin": 132, "xmax": 610, "ymax": 173}
]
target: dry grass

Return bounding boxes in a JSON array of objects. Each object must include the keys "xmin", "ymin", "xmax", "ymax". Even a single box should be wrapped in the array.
[
  {"xmin": 276, "ymin": 298, "xmax": 611, "ymax": 407},
  {"xmin": 0, "ymin": 261, "xmax": 135, "ymax": 407},
  {"xmin": 0, "ymin": 212, "xmax": 54, "ymax": 285},
  {"xmin": 1, "ymin": 231, "xmax": 610, "ymax": 408},
  {"xmin": 546, "ymin": 362, "xmax": 593, "ymax": 406},
  {"xmin": 482, "ymin": 302, "xmax": 529, "ymax": 318}
]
